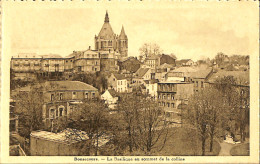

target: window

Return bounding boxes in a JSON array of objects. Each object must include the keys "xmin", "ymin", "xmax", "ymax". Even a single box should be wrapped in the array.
[
  {"xmin": 171, "ymin": 95, "xmax": 174, "ymax": 100},
  {"xmin": 85, "ymin": 92, "xmax": 88, "ymax": 98},
  {"xmin": 72, "ymin": 92, "xmax": 76, "ymax": 99},
  {"xmin": 113, "ymin": 78, "xmax": 115, "ymax": 81},
  {"xmin": 167, "ymin": 103, "xmax": 170, "ymax": 107},
  {"xmin": 196, "ymin": 81, "xmax": 198, "ymax": 87},
  {"xmin": 201, "ymin": 81, "xmax": 204, "ymax": 88},
  {"xmin": 171, "ymin": 103, "xmax": 175, "ymax": 108},
  {"xmin": 59, "ymin": 93, "xmax": 63, "ymax": 100},
  {"xmin": 50, "ymin": 109, "xmax": 55, "ymax": 119},
  {"xmin": 51, "ymin": 94, "xmax": 54, "ymax": 101},
  {"xmin": 92, "ymin": 92, "xmax": 95, "ymax": 97},
  {"xmin": 59, "ymin": 108, "xmax": 63, "ymax": 117}
]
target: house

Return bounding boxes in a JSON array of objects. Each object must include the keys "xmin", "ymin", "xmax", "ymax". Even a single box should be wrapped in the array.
[
  {"xmin": 101, "ymin": 89, "xmax": 119, "ymax": 109},
  {"xmin": 157, "ymin": 81, "xmax": 194, "ymax": 124},
  {"xmin": 73, "ymin": 49, "xmax": 100, "ymax": 73},
  {"xmin": 157, "ymin": 63, "xmax": 174, "ymax": 73},
  {"xmin": 165, "ymin": 67, "xmax": 197, "ymax": 82},
  {"xmin": 13, "ymin": 81, "xmax": 99, "ymax": 127},
  {"xmin": 108, "ymin": 73, "xmax": 128, "ymax": 92},
  {"xmin": 10, "ymin": 53, "xmax": 42, "ymax": 81},
  {"xmin": 144, "ymin": 55, "xmax": 160, "ymax": 69},
  {"xmin": 159, "ymin": 54, "xmax": 176, "ymax": 66},
  {"xmin": 118, "ymin": 56, "xmax": 142, "ymax": 73},
  {"xmin": 190, "ymin": 68, "xmax": 213, "ymax": 92},
  {"xmin": 144, "ymin": 79, "xmax": 159, "ymax": 97},
  {"xmin": 176, "ymin": 59, "xmax": 194, "ymax": 67},
  {"xmin": 132, "ymin": 68, "xmax": 152, "ymax": 86}
]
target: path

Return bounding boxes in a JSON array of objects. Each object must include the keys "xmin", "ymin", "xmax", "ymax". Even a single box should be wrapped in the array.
[{"xmin": 218, "ymin": 142, "xmax": 235, "ymax": 156}]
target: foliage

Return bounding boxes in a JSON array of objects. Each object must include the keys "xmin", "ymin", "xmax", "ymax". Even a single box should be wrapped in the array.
[
  {"xmin": 68, "ymin": 99, "xmax": 110, "ymax": 155},
  {"xmin": 185, "ymin": 87, "xmax": 226, "ymax": 155},
  {"xmin": 14, "ymin": 85, "xmax": 44, "ymax": 138},
  {"xmin": 72, "ymin": 72, "xmax": 108, "ymax": 93},
  {"xmin": 118, "ymin": 92, "xmax": 169, "ymax": 155}
]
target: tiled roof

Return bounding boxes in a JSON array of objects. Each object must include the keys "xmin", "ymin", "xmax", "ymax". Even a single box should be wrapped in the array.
[
  {"xmin": 113, "ymin": 73, "xmax": 127, "ymax": 80},
  {"xmin": 135, "ymin": 68, "xmax": 150, "ymax": 78},
  {"xmin": 41, "ymin": 54, "xmax": 63, "ymax": 58},
  {"xmin": 108, "ymin": 89, "xmax": 120, "ymax": 97},
  {"xmin": 19, "ymin": 81, "xmax": 98, "ymax": 92},
  {"xmin": 171, "ymin": 67, "xmax": 197, "ymax": 73},
  {"xmin": 190, "ymin": 68, "xmax": 213, "ymax": 79},
  {"xmin": 98, "ymin": 22, "xmax": 115, "ymax": 39},
  {"xmin": 145, "ymin": 55, "xmax": 159, "ymax": 60},
  {"xmin": 119, "ymin": 26, "xmax": 127, "ymax": 39},
  {"xmin": 30, "ymin": 129, "xmax": 89, "ymax": 144},
  {"xmin": 158, "ymin": 63, "xmax": 174, "ymax": 69},
  {"xmin": 207, "ymin": 70, "xmax": 249, "ymax": 86}
]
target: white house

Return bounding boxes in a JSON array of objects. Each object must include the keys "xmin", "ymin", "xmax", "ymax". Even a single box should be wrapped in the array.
[
  {"xmin": 108, "ymin": 73, "xmax": 128, "ymax": 93},
  {"xmin": 101, "ymin": 89, "xmax": 119, "ymax": 109},
  {"xmin": 144, "ymin": 79, "xmax": 159, "ymax": 97}
]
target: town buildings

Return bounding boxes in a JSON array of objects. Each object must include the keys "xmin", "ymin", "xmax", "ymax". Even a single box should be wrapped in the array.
[
  {"xmin": 157, "ymin": 81, "xmax": 194, "ymax": 124},
  {"xmin": 14, "ymin": 81, "xmax": 99, "ymax": 128},
  {"xmin": 10, "ymin": 11, "xmax": 126, "ymax": 80},
  {"xmin": 108, "ymin": 73, "xmax": 128, "ymax": 93},
  {"xmin": 176, "ymin": 59, "xmax": 194, "ymax": 67},
  {"xmin": 101, "ymin": 89, "xmax": 119, "ymax": 109}
]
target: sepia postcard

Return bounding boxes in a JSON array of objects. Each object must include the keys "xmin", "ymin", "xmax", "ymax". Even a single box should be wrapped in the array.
[{"xmin": 1, "ymin": 1, "xmax": 259, "ymax": 163}]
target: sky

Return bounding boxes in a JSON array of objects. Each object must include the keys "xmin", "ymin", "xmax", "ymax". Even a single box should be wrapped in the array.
[{"xmin": 6, "ymin": 1, "xmax": 258, "ymax": 61}]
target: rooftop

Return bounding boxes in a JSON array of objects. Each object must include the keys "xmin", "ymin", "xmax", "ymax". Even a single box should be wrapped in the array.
[
  {"xmin": 207, "ymin": 70, "xmax": 249, "ymax": 86},
  {"xmin": 30, "ymin": 129, "xmax": 89, "ymax": 144},
  {"xmin": 135, "ymin": 68, "xmax": 150, "ymax": 78},
  {"xmin": 113, "ymin": 73, "xmax": 127, "ymax": 80},
  {"xmin": 190, "ymin": 68, "xmax": 213, "ymax": 79},
  {"xmin": 19, "ymin": 81, "xmax": 98, "ymax": 92}
]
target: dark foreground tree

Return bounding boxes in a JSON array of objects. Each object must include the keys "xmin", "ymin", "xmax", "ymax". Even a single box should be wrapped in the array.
[
  {"xmin": 135, "ymin": 96, "xmax": 169, "ymax": 154},
  {"xmin": 69, "ymin": 99, "xmax": 110, "ymax": 155},
  {"xmin": 14, "ymin": 85, "xmax": 44, "ymax": 138},
  {"xmin": 185, "ymin": 87, "xmax": 226, "ymax": 155}
]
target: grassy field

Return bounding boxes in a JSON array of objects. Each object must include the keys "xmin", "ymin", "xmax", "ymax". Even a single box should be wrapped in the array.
[
  {"xmin": 230, "ymin": 143, "xmax": 249, "ymax": 156},
  {"xmin": 129, "ymin": 127, "xmax": 221, "ymax": 156}
]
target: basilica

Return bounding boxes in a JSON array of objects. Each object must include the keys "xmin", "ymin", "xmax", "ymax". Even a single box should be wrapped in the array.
[
  {"xmin": 95, "ymin": 11, "xmax": 128, "ymax": 57},
  {"xmin": 10, "ymin": 11, "xmax": 128, "ymax": 80}
]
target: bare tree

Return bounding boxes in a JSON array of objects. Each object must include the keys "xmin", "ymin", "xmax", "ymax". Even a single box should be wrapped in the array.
[
  {"xmin": 117, "ymin": 93, "xmax": 140, "ymax": 154},
  {"xmin": 139, "ymin": 43, "xmax": 162, "ymax": 61},
  {"xmin": 135, "ymin": 96, "xmax": 169, "ymax": 154},
  {"xmin": 69, "ymin": 99, "xmax": 110, "ymax": 155},
  {"xmin": 14, "ymin": 85, "xmax": 44, "ymax": 138},
  {"xmin": 185, "ymin": 87, "xmax": 226, "ymax": 155}
]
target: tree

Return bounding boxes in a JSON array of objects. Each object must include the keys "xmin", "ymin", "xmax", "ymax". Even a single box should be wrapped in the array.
[
  {"xmin": 14, "ymin": 85, "xmax": 44, "ymax": 138},
  {"xmin": 135, "ymin": 96, "xmax": 169, "ymax": 154},
  {"xmin": 69, "ymin": 99, "xmax": 110, "ymax": 155},
  {"xmin": 185, "ymin": 87, "xmax": 226, "ymax": 155},
  {"xmin": 214, "ymin": 76, "xmax": 249, "ymax": 142},
  {"xmin": 139, "ymin": 43, "xmax": 162, "ymax": 61},
  {"xmin": 117, "ymin": 93, "xmax": 140, "ymax": 154},
  {"xmin": 214, "ymin": 52, "xmax": 228, "ymax": 66}
]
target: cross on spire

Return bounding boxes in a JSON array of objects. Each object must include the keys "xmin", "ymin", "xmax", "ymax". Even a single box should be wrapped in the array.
[{"xmin": 105, "ymin": 10, "xmax": 109, "ymax": 23}]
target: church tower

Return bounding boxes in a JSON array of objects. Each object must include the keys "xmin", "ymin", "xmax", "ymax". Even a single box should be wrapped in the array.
[
  {"xmin": 95, "ymin": 11, "xmax": 117, "ymax": 52},
  {"xmin": 95, "ymin": 11, "xmax": 128, "ymax": 57},
  {"xmin": 118, "ymin": 25, "xmax": 128, "ymax": 57}
]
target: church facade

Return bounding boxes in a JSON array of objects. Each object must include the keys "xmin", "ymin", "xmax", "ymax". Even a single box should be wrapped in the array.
[{"xmin": 95, "ymin": 11, "xmax": 128, "ymax": 58}]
